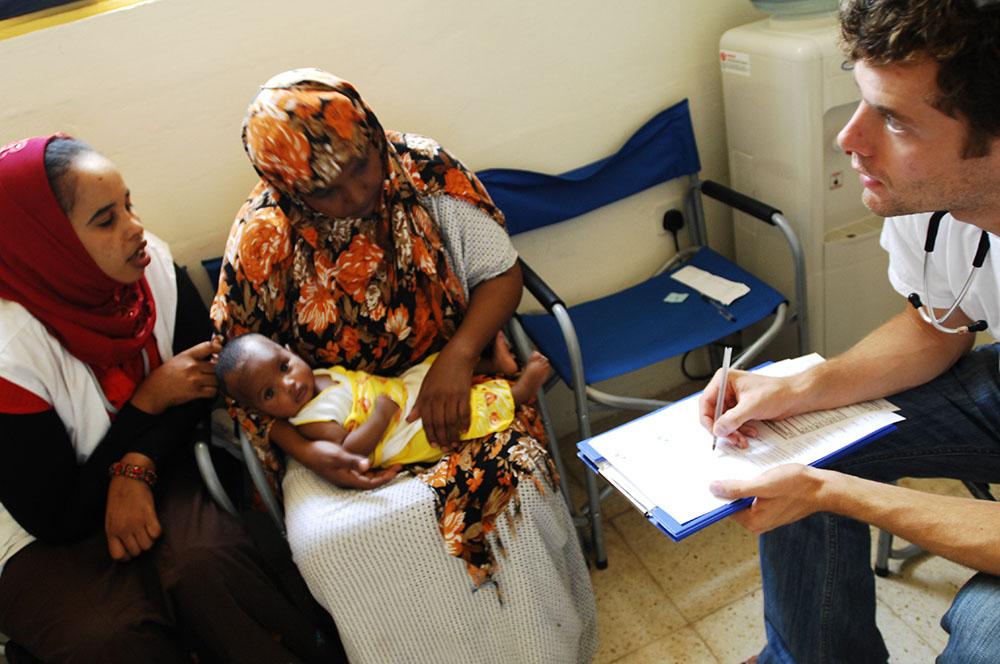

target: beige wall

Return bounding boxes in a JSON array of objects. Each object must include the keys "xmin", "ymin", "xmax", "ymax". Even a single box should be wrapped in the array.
[{"xmin": 0, "ymin": 0, "xmax": 765, "ymax": 434}]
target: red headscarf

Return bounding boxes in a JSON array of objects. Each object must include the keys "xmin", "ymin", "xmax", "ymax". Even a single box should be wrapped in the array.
[{"xmin": 0, "ymin": 135, "xmax": 155, "ymax": 368}]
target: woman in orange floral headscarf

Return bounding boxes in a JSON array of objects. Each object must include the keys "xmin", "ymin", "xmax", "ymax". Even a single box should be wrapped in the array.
[
  {"xmin": 213, "ymin": 69, "xmax": 596, "ymax": 663},
  {"xmin": 211, "ymin": 67, "xmax": 585, "ymax": 583}
]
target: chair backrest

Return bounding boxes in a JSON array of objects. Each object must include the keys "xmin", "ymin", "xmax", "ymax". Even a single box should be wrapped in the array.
[
  {"xmin": 203, "ymin": 256, "xmax": 223, "ymax": 291},
  {"xmin": 476, "ymin": 99, "xmax": 701, "ymax": 236}
]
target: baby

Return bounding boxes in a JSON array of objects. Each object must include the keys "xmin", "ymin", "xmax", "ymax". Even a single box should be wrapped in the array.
[{"xmin": 215, "ymin": 333, "xmax": 550, "ymax": 468}]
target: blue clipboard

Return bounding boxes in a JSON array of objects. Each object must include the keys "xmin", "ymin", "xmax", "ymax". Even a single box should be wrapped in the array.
[{"xmin": 575, "ymin": 381, "xmax": 899, "ymax": 542}]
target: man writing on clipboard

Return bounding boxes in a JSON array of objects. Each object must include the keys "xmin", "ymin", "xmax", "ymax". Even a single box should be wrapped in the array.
[{"xmin": 699, "ymin": 1, "xmax": 1000, "ymax": 662}]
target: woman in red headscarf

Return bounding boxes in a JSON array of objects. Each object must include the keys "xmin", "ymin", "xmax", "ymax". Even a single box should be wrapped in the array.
[
  {"xmin": 0, "ymin": 136, "xmax": 347, "ymax": 663},
  {"xmin": 212, "ymin": 69, "xmax": 596, "ymax": 663}
]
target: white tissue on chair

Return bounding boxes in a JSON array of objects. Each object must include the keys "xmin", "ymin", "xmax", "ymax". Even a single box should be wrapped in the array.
[{"xmin": 670, "ymin": 266, "xmax": 749, "ymax": 305}]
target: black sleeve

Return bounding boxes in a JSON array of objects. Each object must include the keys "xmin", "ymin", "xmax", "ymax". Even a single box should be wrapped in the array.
[
  {"xmin": 0, "ymin": 404, "xmax": 162, "ymax": 542},
  {"xmin": 171, "ymin": 263, "xmax": 214, "ymax": 354},
  {"xmin": 0, "ymin": 265, "xmax": 214, "ymax": 543},
  {"xmin": 125, "ymin": 264, "xmax": 214, "ymax": 466}
]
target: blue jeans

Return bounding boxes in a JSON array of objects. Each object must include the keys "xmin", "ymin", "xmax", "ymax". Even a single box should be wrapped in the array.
[{"xmin": 757, "ymin": 344, "xmax": 1000, "ymax": 664}]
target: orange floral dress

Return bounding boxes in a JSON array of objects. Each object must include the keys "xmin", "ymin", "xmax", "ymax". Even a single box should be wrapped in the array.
[{"xmin": 211, "ymin": 69, "xmax": 553, "ymax": 586}]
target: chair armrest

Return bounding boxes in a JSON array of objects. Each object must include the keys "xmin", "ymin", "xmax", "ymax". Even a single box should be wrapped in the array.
[
  {"xmin": 194, "ymin": 441, "xmax": 239, "ymax": 517},
  {"xmin": 519, "ymin": 258, "xmax": 564, "ymax": 313},
  {"xmin": 701, "ymin": 179, "xmax": 781, "ymax": 226},
  {"xmin": 193, "ymin": 418, "xmax": 238, "ymax": 517},
  {"xmin": 238, "ymin": 427, "xmax": 287, "ymax": 538},
  {"xmin": 702, "ymin": 179, "xmax": 810, "ymax": 354}
]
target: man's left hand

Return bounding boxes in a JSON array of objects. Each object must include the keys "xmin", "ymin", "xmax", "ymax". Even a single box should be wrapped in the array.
[{"xmin": 709, "ymin": 464, "xmax": 831, "ymax": 534}]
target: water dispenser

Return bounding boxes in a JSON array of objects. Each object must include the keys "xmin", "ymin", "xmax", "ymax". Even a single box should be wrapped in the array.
[{"xmin": 720, "ymin": 12, "xmax": 901, "ymax": 356}]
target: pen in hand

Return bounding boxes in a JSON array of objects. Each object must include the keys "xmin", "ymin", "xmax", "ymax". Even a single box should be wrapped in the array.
[{"xmin": 712, "ymin": 346, "xmax": 733, "ymax": 451}]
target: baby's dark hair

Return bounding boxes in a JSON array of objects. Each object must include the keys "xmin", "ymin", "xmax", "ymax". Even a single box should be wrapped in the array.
[
  {"xmin": 215, "ymin": 333, "xmax": 269, "ymax": 396},
  {"xmin": 43, "ymin": 137, "xmax": 96, "ymax": 215}
]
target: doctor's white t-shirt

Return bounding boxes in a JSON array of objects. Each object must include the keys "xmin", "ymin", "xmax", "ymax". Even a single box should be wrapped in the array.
[{"xmin": 881, "ymin": 212, "xmax": 1000, "ymax": 341}]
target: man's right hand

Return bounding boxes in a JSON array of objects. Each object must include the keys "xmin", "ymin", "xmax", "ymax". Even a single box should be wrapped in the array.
[
  {"xmin": 699, "ymin": 308, "xmax": 975, "ymax": 449},
  {"xmin": 698, "ymin": 369, "xmax": 801, "ymax": 448},
  {"xmin": 303, "ymin": 439, "xmax": 400, "ymax": 489}
]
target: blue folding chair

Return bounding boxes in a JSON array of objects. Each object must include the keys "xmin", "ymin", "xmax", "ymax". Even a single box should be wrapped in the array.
[{"xmin": 477, "ymin": 99, "xmax": 808, "ymax": 568}]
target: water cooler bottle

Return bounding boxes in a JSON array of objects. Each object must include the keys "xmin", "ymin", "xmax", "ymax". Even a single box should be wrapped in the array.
[{"xmin": 720, "ymin": 11, "xmax": 901, "ymax": 357}]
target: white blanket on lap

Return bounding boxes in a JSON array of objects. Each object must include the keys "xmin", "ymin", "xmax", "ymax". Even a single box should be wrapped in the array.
[{"xmin": 282, "ymin": 460, "xmax": 598, "ymax": 663}]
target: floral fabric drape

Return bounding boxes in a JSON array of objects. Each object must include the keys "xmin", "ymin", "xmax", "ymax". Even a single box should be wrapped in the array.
[{"xmin": 211, "ymin": 69, "xmax": 555, "ymax": 584}]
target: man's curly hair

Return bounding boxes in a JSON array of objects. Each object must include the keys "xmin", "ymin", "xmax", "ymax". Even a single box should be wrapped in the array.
[{"xmin": 840, "ymin": 0, "xmax": 1000, "ymax": 157}]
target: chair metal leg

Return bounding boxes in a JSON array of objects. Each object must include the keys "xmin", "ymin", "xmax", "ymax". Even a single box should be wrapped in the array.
[
  {"xmin": 963, "ymin": 480, "xmax": 995, "ymax": 501},
  {"xmin": 583, "ymin": 467, "xmax": 607, "ymax": 569},
  {"xmin": 549, "ymin": 307, "xmax": 609, "ymax": 570},
  {"xmin": 573, "ymin": 385, "xmax": 607, "ymax": 569},
  {"xmin": 507, "ymin": 319, "xmax": 576, "ymax": 516},
  {"xmin": 508, "ymin": 316, "xmax": 607, "ymax": 567},
  {"xmin": 194, "ymin": 440, "xmax": 238, "ymax": 517},
  {"xmin": 874, "ymin": 528, "xmax": 923, "ymax": 577},
  {"xmin": 238, "ymin": 427, "xmax": 286, "ymax": 537},
  {"xmin": 534, "ymin": 387, "xmax": 576, "ymax": 518},
  {"xmin": 874, "ymin": 528, "xmax": 892, "ymax": 577}
]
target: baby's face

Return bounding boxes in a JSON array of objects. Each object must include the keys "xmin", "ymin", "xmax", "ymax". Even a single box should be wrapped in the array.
[{"xmin": 230, "ymin": 338, "xmax": 317, "ymax": 419}]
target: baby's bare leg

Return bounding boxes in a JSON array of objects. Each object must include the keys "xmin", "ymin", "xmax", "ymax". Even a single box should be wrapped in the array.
[
  {"xmin": 510, "ymin": 352, "xmax": 550, "ymax": 404},
  {"xmin": 475, "ymin": 331, "xmax": 519, "ymax": 375}
]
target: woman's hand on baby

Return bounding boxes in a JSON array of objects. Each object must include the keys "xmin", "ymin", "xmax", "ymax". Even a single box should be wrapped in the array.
[
  {"xmin": 132, "ymin": 339, "xmax": 221, "ymax": 414},
  {"xmin": 105, "ymin": 453, "xmax": 161, "ymax": 562},
  {"xmin": 407, "ymin": 348, "xmax": 475, "ymax": 449},
  {"xmin": 304, "ymin": 439, "xmax": 400, "ymax": 489}
]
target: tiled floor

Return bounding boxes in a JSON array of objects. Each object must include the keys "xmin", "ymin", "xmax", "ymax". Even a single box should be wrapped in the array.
[
  {"xmin": 563, "ymin": 422, "xmax": 984, "ymax": 663},
  {"xmin": 0, "ymin": 413, "xmax": 984, "ymax": 664}
]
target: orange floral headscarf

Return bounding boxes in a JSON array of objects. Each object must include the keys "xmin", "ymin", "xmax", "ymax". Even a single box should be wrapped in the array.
[
  {"xmin": 213, "ymin": 70, "xmax": 555, "ymax": 589},
  {"xmin": 219, "ymin": 69, "xmax": 506, "ymax": 372},
  {"xmin": 243, "ymin": 69, "xmax": 381, "ymax": 198},
  {"xmin": 214, "ymin": 68, "xmax": 513, "ymax": 456}
]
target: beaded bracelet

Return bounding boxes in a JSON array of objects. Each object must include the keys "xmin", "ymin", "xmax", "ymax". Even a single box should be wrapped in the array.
[{"xmin": 108, "ymin": 462, "xmax": 158, "ymax": 487}]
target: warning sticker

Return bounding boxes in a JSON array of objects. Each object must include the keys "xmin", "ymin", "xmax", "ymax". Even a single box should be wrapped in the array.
[{"xmin": 720, "ymin": 49, "xmax": 751, "ymax": 76}]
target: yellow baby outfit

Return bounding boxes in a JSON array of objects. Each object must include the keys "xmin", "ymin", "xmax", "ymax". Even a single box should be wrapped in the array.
[{"xmin": 288, "ymin": 353, "xmax": 516, "ymax": 468}]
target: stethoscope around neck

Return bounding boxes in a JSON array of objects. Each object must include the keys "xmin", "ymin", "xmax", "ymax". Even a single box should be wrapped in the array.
[{"xmin": 907, "ymin": 210, "xmax": 991, "ymax": 335}]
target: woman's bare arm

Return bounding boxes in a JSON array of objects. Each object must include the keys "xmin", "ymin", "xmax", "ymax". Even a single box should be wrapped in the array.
[{"xmin": 410, "ymin": 262, "xmax": 522, "ymax": 446}]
